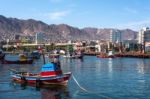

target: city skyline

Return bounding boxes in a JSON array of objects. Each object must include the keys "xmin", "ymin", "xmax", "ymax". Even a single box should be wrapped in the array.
[{"xmin": 0, "ymin": 0, "xmax": 150, "ymax": 31}]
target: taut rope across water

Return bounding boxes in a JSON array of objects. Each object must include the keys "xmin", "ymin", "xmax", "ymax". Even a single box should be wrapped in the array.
[{"xmin": 72, "ymin": 74, "xmax": 112, "ymax": 99}]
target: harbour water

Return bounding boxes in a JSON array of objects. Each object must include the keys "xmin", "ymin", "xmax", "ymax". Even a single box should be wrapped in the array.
[{"xmin": 0, "ymin": 56, "xmax": 150, "ymax": 99}]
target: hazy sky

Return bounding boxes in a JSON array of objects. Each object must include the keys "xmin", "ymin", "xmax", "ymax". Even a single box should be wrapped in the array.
[{"xmin": 0, "ymin": 0, "xmax": 150, "ymax": 31}]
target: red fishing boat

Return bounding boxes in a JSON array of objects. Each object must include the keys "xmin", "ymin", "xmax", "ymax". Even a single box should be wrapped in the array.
[{"xmin": 11, "ymin": 62, "xmax": 71, "ymax": 86}]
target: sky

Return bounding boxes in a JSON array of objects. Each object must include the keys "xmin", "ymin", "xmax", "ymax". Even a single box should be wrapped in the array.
[{"xmin": 0, "ymin": 0, "xmax": 150, "ymax": 31}]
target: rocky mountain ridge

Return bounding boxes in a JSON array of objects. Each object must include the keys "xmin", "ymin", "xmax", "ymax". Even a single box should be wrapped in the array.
[{"xmin": 0, "ymin": 15, "xmax": 137, "ymax": 42}]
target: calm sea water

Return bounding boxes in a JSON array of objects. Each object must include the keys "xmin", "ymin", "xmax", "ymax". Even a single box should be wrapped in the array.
[{"xmin": 0, "ymin": 55, "xmax": 150, "ymax": 99}]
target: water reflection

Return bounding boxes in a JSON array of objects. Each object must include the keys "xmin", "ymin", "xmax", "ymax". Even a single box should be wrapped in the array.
[
  {"xmin": 108, "ymin": 58, "xmax": 113, "ymax": 73},
  {"xmin": 137, "ymin": 59, "xmax": 145, "ymax": 74},
  {"xmin": 11, "ymin": 81, "xmax": 71, "ymax": 99},
  {"xmin": 60, "ymin": 56, "xmax": 84, "ymax": 73},
  {"xmin": 136, "ymin": 59, "xmax": 150, "ymax": 74},
  {"xmin": 1, "ymin": 56, "xmax": 150, "ymax": 98},
  {"xmin": 41, "ymin": 87, "xmax": 70, "ymax": 99}
]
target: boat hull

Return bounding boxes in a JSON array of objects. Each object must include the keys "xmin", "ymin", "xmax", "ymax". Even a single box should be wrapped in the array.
[
  {"xmin": 2, "ymin": 59, "xmax": 33, "ymax": 64},
  {"xmin": 11, "ymin": 72, "xmax": 71, "ymax": 86}
]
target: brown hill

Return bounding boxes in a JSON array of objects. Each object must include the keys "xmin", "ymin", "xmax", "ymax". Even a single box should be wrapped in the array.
[{"xmin": 0, "ymin": 15, "xmax": 137, "ymax": 42}]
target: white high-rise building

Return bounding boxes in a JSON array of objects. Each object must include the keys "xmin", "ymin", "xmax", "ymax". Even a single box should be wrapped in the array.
[
  {"xmin": 35, "ymin": 32, "xmax": 44, "ymax": 44},
  {"xmin": 138, "ymin": 27, "xmax": 150, "ymax": 44},
  {"xmin": 110, "ymin": 29, "xmax": 122, "ymax": 43}
]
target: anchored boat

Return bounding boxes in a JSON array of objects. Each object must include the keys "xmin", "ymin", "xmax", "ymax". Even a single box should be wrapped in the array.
[
  {"xmin": 2, "ymin": 59, "xmax": 33, "ymax": 64},
  {"xmin": 11, "ymin": 62, "xmax": 71, "ymax": 86},
  {"xmin": 2, "ymin": 54, "xmax": 33, "ymax": 64}
]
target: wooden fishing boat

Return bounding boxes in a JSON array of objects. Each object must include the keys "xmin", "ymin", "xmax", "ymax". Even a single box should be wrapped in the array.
[
  {"xmin": 2, "ymin": 53, "xmax": 33, "ymax": 64},
  {"xmin": 11, "ymin": 62, "xmax": 71, "ymax": 86},
  {"xmin": 2, "ymin": 59, "xmax": 33, "ymax": 64}
]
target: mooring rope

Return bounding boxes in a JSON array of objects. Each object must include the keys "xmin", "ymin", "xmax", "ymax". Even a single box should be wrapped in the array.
[
  {"xmin": 9, "ymin": 69, "xmax": 18, "ymax": 73},
  {"xmin": 72, "ymin": 74, "xmax": 89, "ymax": 92},
  {"xmin": 72, "ymin": 74, "xmax": 112, "ymax": 99}
]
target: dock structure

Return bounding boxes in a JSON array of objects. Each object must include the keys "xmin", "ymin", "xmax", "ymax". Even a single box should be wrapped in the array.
[{"xmin": 115, "ymin": 52, "xmax": 150, "ymax": 58}]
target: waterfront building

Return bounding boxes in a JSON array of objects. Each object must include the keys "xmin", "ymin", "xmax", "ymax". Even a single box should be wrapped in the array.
[
  {"xmin": 145, "ymin": 42, "xmax": 150, "ymax": 52},
  {"xmin": 35, "ymin": 32, "xmax": 44, "ymax": 44},
  {"xmin": 15, "ymin": 34, "xmax": 34, "ymax": 43},
  {"xmin": 110, "ymin": 29, "xmax": 122, "ymax": 52},
  {"xmin": 138, "ymin": 27, "xmax": 150, "ymax": 44},
  {"xmin": 138, "ymin": 27, "xmax": 150, "ymax": 52},
  {"xmin": 110, "ymin": 29, "xmax": 122, "ymax": 43},
  {"xmin": 123, "ymin": 40, "xmax": 138, "ymax": 52}
]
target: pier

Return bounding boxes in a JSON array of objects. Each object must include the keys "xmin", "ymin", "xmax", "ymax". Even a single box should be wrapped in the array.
[{"xmin": 115, "ymin": 52, "xmax": 150, "ymax": 58}]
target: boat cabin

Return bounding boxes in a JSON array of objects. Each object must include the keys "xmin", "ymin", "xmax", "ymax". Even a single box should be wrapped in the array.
[{"xmin": 40, "ymin": 62, "xmax": 62, "ymax": 77}]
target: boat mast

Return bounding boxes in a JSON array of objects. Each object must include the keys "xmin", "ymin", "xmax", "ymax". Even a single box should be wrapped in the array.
[{"xmin": 42, "ymin": 44, "xmax": 46, "ymax": 64}]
